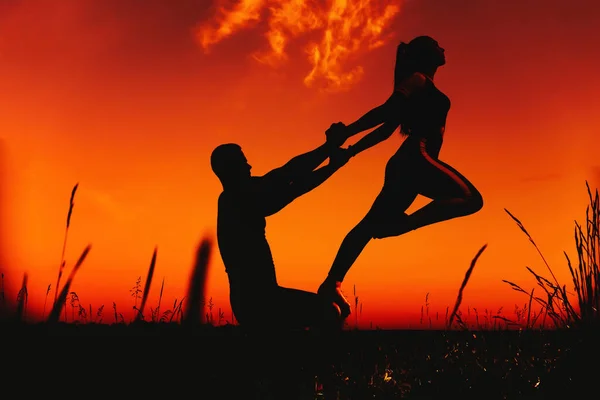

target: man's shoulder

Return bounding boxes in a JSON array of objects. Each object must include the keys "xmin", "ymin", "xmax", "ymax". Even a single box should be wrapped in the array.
[
  {"xmin": 218, "ymin": 190, "xmax": 233, "ymax": 210},
  {"xmin": 219, "ymin": 181, "xmax": 260, "ymax": 207}
]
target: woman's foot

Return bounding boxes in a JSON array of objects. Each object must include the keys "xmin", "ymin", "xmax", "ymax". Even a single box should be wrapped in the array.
[{"xmin": 318, "ymin": 279, "xmax": 352, "ymax": 319}]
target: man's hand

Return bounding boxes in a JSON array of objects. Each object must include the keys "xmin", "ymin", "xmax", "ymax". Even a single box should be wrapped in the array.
[
  {"xmin": 328, "ymin": 146, "xmax": 351, "ymax": 170},
  {"xmin": 326, "ymin": 122, "xmax": 348, "ymax": 148}
]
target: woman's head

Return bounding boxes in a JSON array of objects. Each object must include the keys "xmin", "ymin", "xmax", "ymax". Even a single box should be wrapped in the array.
[
  {"xmin": 407, "ymin": 36, "xmax": 445, "ymax": 68},
  {"xmin": 394, "ymin": 36, "xmax": 445, "ymax": 84}
]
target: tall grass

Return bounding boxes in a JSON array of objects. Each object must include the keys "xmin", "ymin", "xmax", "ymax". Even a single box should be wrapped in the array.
[
  {"xmin": 15, "ymin": 273, "xmax": 28, "ymax": 321},
  {"xmin": 447, "ymin": 244, "xmax": 488, "ymax": 329},
  {"xmin": 151, "ymin": 277, "xmax": 165, "ymax": 322},
  {"xmin": 54, "ymin": 183, "xmax": 78, "ymax": 311},
  {"xmin": 135, "ymin": 247, "xmax": 157, "ymax": 322},
  {"xmin": 183, "ymin": 237, "xmax": 212, "ymax": 326},
  {"xmin": 48, "ymin": 244, "xmax": 91, "ymax": 323},
  {"xmin": 503, "ymin": 181, "xmax": 599, "ymax": 329},
  {"xmin": 42, "ymin": 284, "xmax": 51, "ymax": 319},
  {"xmin": 130, "ymin": 276, "xmax": 142, "ymax": 319},
  {"xmin": 4, "ymin": 181, "xmax": 599, "ymax": 332}
]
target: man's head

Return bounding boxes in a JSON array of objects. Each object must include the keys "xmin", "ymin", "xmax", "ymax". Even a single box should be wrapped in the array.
[{"xmin": 210, "ymin": 143, "xmax": 252, "ymax": 188}]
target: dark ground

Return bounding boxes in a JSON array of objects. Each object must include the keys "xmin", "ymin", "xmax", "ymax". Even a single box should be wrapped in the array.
[{"xmin": 1, "ymin": 322, "xmax": 598, "ymax": 399}]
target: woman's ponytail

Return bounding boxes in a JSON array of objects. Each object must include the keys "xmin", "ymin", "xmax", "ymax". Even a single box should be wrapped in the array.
[{"xmin": 393, "ymin": 42, "xmax": 413, "ymax": 90}]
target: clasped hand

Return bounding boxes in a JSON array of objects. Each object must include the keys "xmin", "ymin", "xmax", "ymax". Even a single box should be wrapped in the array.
[
  {"xmin": 326, "ymin": 121, "xmax": 348, "ymax": 148},
  {"xmin": 326, "ymin": 122, "xmax": 352, "ymax": 168}
]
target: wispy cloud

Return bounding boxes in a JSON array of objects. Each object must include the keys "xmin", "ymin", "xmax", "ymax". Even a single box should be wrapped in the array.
[
  {"xmin": 196, "ymin": 0, "xmax": 403, "ymax": 92},
  {"xmin": 519, "ymin": 173, "xmax": 562, "ymax": 184},
  {"xmin": 80, "ymin": 187, "xmax": 138, "ymax": 223}
]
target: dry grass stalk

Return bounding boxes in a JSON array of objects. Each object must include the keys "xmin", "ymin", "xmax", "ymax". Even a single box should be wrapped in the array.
[
  {"xmin": 54, "ymin": 183, "xmax": 79, "ymax": 309},
  {"xmin": 447, "ymin": 244, "xmax": 488, "ymax": 329},
  {"xmin": 503, "ymin": 181, "xmax": 599, "ymax": 328},
  {"xmin": 183, "ymin": 237, "xmax": 212, "ymax": 326},
  {"xmin": 48, "ymin": 244, "xmax": 91, "ymax": 323},
  {"xmin": 136, "ymin": 247, "xmax": 157, "ymax": 322}
]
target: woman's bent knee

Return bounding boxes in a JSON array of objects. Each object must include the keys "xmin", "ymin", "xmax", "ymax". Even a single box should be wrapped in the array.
[
  {"xmin": 456, "ymin": 188, "xmax": 483, "ymax": 217},
  {"xmin": 467, "ymin": 188, "xmax": 484, "ymax": 214}
]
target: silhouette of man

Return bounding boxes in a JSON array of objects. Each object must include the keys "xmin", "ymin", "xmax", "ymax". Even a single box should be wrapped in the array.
[{"xmin": 211, "ymin": 135, "xmax": 349, "ymax": 331}]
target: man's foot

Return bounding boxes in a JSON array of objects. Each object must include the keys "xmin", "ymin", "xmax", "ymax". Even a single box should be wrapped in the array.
[{"xmin": 318, "ymin": 280, "xmax": 352, "ymax": 319}]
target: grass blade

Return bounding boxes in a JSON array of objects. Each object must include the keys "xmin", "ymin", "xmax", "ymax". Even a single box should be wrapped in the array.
[
  {"xmin": 136, "ymin": 246, "xmax": 157, "ymax": 322},
  {"xmin": 48, "ymin": 244, "xmax": 91, "ymax": 323},
  {"xmin": 183, "ymin": 237, "xmax": 212, "ymax": 327},
  {"xmin": 447, "ymin": 244, "xmax": 487, "ymax": 329}
]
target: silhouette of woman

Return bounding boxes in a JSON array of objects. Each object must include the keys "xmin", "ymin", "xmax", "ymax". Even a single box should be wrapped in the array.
[{"xmin": 318, "ymin": 36, "xmax": 484, "ymax": 316}]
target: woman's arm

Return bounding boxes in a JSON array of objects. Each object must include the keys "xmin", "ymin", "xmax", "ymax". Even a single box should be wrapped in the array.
[
  {"xmin": 343, "ymin": 94, "xmax": 399, "ymax": 139},
  {"xmin": 344, "ymin": 71, "xmax": 429, "ymax": 140},
  {"xmin": 346, "ymin": 120, "xmax": 400, "ymax": 158}
]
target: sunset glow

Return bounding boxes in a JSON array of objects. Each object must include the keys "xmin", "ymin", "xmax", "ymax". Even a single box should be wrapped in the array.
[{"xmin": 1, "ymin": 0, "xmax": 599, "ymax": 328}]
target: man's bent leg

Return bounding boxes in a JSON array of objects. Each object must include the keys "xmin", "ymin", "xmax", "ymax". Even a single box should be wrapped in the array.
[
  {"xmin": 229, "ymin": 284, "xmax": 282, "ymax": 333},
  {"xmin": 274, "ymin": 287, "xmax": 344, "ymax": 332},
  {"xmin": 266, "ymin": 287, "xmax": 344, "ymax": 398}
]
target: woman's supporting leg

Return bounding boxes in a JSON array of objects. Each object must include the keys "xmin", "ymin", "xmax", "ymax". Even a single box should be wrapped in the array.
[{"xmin": 319, "ymin": 186, "xmax": 418, "ymax": 316}]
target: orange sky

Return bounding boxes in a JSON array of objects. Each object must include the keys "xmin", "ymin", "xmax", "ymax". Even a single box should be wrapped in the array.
[{"xmin": 1, "ymin": 0, "xmax": 599, "ymax": 329}]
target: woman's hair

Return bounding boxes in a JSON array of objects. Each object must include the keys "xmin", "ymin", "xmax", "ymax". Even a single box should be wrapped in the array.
[
  {"xmin": 393, "ymin": 36, "xmax": 439, "ymax": 89},
  {"xmin": 393, "ymin": 42, "xmax": 412, "ymax": 89}
]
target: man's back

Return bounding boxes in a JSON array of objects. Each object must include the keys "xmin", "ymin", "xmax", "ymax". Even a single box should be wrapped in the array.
[{"xmin": 216, "ymin": 177, "xmax": 278, "ymax": 293}]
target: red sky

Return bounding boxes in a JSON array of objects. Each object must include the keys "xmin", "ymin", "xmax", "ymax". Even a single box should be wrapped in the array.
[{"xmin": 1, "ymin": 0, "xmax": 599, "ymax": 328}]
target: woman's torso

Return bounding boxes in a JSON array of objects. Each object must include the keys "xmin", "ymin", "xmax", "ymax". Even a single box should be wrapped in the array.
[{"xmin": 396, "ymin": 75, "xmax": 451, "ymax": 159}]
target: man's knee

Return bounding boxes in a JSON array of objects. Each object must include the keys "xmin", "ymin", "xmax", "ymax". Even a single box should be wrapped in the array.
[
  {"xmin": 230, "ymin": 292, "xmax": 270, "ymax": 328},
  {"xmin": 318, "ymin": 301, "xmax": 344, "ymax": 330},
  {"xmin": 325, "ymin": 301, "xmax": 342, "ymax": 319}
]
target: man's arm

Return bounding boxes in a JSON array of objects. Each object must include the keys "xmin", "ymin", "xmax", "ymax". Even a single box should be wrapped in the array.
[
  {"xmin": 258, "ymin": 149, "xmax": 349, "ymax": 217},
  {"xmin": 260, "ymin": 142, "xmax": 331, "ymax": 187}
]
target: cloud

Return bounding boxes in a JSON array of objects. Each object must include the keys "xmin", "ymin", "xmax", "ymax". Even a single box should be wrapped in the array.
[
  {"xmin": 195, "ymin": 0, "xmax": 403, "ymax": 92},
  {"xmin": 519, "ymin": 173, "xmax": 562, "ymax": 184},
  {"xmin": 80, "ymin": 187, "xmax": 138, "ymax": 223}
]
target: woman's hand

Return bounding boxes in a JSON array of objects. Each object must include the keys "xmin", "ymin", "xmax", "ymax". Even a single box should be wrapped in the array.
[{"xmin": 325, "ymin": 122, "xmax": 348, "ymax": 148}]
